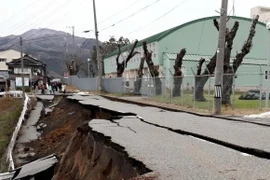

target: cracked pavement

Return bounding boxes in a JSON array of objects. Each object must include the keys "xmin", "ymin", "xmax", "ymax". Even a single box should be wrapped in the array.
[{"xmin": 68, "ymin": 94, "xmax": 270, "ymax": 179}]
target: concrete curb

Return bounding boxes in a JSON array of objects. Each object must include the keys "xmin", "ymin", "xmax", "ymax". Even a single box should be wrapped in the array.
[{"xmin": 6, "ymin": 94, "xmax": 30, "ymax": 170}]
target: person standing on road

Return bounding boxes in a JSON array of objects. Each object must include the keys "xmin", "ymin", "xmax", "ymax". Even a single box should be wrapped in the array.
[
  {"xmin": 48, "ymin": 84, "xmax": 52, "ymax": 94},
  {"xmin": 62, "ymin": 83, "xmax": 66, "ymax": 94}
]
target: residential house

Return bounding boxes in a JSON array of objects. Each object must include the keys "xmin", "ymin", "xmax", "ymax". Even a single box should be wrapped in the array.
[
  {"xmin": 0, "ymin": 49, "xmax": 21, "ymax": 90},
  {"xmin": 7, "ymin": 54, "xmax": 47, "ymax": 90}
]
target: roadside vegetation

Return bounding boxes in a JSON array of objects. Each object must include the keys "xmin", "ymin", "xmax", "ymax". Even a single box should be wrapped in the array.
[
  {"xmin": 0, "ymin": 98, "xmax": 23, "ymax": 172},
  {"xmin": 151, "ymin": 90, "xmax": 263, "ymax": 110}
]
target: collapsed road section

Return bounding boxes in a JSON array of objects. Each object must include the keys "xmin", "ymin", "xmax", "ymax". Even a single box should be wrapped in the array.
[
  {"xmin": 13, "ymin": 95, "xmax": 152, "ymax": 180},
  {"xmin": 10, "ymin": 94, "xmax": 270, "ymax": 180},
  {"xmin": 69, "ymin": 94, "xmax": 270, "ymax": 180}
]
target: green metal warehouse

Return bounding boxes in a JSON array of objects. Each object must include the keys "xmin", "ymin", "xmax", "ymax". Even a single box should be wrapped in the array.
[{"xmin": 103, "ymin": 16, "xmax": 269, "ymax": 91}]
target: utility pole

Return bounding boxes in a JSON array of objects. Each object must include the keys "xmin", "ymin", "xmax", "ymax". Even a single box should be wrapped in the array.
[
  {"xmin": 20, "ymin": 37, "xmax": 25, "ymax": 101},
  {"xmin": 92, "ymin": 0, "xmax": 102, "ymax": 92},
  {"xmin": 213, "ymin": 0, "xmax": 228, "ymax": 115},
  {"xmin": 266, "ymin": 21, "xmax": 270, "ymax": 108},
  {"xmin": 72, "ymin": 26, "xmax": 75, "ymax": 62}
]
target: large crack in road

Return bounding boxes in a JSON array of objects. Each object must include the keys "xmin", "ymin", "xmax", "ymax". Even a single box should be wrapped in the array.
[
  {"xmin": 14, "ymin": 94, "xmax": 270, "ymax": 179},
  {"xmin": 71, "ymin": 94, "xmax": 270, "ymax": 179},
  {"xmin": 104, "ymin": 112, "xmax": 270, "ymax": 160}
]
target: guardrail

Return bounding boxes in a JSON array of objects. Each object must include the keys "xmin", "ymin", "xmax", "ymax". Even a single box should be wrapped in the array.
[{"xmin": 6, "ymin": 93, "xmax": 30, "ymax": 170}]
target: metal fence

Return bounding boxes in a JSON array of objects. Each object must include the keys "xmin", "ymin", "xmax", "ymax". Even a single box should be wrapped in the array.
[{"xmin": 67, "ymin": 72, "xmax": 268, "ymax": 111}]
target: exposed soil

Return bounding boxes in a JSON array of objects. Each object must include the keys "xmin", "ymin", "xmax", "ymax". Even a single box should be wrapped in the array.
[
  {"xmin": 53, "ymin": 123, "xmax": 150, "ymax": 180},
  {"xmin": 23, "ymin": 97, "xmax": 92, "ymax": 162},
  {"xmin": 20, "ymin": 97, "xmax": 152, "ymax": 180}
]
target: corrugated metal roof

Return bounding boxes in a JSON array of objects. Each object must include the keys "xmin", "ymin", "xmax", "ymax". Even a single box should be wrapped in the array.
[
  {"xmin": 164, "ymin": 53, "xmax": 267, "ymax": 65},
  {"xmin": 105, "ymin": 16, "xmax": 265, "ymax": 59}
]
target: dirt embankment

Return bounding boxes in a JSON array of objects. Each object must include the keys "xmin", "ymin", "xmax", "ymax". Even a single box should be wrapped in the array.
[
  {"xmin": 53, "ymin": 123, "xmax": 150, "ymax": 180},
  {"xmin": 24, "ymin": 97, "xmax": 151, "ymax": 180}
]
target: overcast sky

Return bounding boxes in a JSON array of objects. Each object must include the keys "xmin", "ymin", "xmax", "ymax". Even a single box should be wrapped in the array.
[{"xmin": 0, "ymin": 0, "xmax": 269, "ymax": 41}]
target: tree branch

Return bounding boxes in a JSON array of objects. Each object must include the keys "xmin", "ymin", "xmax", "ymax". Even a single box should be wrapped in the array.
[
  {"xmin": 213, "ymin": 19, "xmax": 219, "ymax": 31},
  {"xmin": 213, "ymin": 19, "xmax": 233, "ymax": 41},
  {"xmin": 226, "ymin": 21, "xmax": 239, "ymax": 50},
  {"xmin": 116, "ymin": 40, "xmax": 139, "ymax": 77},
  {"xmin": 173, "ymin": 48, "xmax": 186, "ymax": 77},
  {"xmin": 143, "ymin": 41, "xmax": 159, "ymax": 77},
  {"xmin": 224, "ymin": 21, "xmax": 239, "ymax": 67},
  {"xmin": 233, "ymin": 15, "xmax": 259, "ymax": 72},
  {"xmin": 116, "ymin": 44, "xmax": 121, "ymax": 65},
  {"xmin": 196, "ymin": 58, "xmax": 205, "ymax": 75},
  {"xmin": 125, "ymin": 40, "xmax": 139, "ymax": 64},
  {"xmin": 202, "ymin": 52, "xmax": 217, "ymax": 75}
]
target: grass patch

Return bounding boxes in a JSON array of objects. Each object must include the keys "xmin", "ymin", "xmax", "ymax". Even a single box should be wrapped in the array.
[
  {"xmin": 0, "ymin": 98, "xmax": 23, "ymax": 172},
  {"xmin": 150, "ymin": 91, "xmax": 264, "ymax": 111}
]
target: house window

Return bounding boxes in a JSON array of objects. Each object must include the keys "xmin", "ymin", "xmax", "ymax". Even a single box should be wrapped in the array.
[
  {"xmin": 14, "ymin": 68, "xmax": 31, "ymax": 74},
  {"xmin": 0, "ymin": 58, "xmax": 7, "ymax": 62},
  {"xmin": 153, "ymin": 53, "xmax": 156, "ymax": 58}
]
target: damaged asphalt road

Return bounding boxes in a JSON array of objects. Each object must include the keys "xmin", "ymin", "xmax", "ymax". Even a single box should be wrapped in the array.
[{"xmin": 68, "ymin": 94, "xmax": 270, "ymax": 180}]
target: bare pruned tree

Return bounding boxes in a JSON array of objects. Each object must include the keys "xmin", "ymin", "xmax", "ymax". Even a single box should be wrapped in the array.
[
  {"xmin": 64, "ymin": 54, "xmax": 85, "ymax": 76},
  {"xmin": 143, "ymin": 41, "xmax": 162, "ymax": 95},
  {"xmin": 195, "ymin": 15, "xmax": 259, "ymax": 104},
  {"xmin": 116, "ymin": 40, "xmax": 139, "ymax": 77}
]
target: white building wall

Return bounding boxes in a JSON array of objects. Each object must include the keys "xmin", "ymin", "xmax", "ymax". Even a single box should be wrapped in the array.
[
  {"xmin": 0, "ymin": 50, "xmax": 21, "ymax": 70},
  {"xmin": 251, "ymin": 6, "xmax": 270, "ymax": 23},
  {"xmin": 104, "ymin": 42, "xmax": 160, "ymax": 78}
]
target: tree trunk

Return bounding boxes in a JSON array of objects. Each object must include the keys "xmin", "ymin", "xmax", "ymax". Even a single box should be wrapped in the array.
[
  {"xmin": 134, "ymin": 57, "xmax": 145, "ymax": 94},
  {"xmin": 195, "ymin": 76, "xmax": 209, "ymax": 101},
  {"xmin": 172, "ymin": 48, "xmax": 186, "ymax": 97},
  {"xmin": 173, "ymin": 77, "xmax": 183, "ymax": 97},
  {"xmin": 195, "ymin": 53, "xmax": 217, "ymax": 101},
  {"xmin": 143, "ymin": 41, "xmax": 162, "ymax": 95},
  {"xmin": 222, "ymin": 67, "xmax": 234, "ymax": 104}
]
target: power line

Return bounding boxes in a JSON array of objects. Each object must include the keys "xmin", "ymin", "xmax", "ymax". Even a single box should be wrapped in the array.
[
  {"xmin": 98, "ymin": 0, "xmax": 143, "ymax": 25},
  {"xmin": 100, "ymin": 0, "xmax": 161, "ymax": 32},
  {"xmin": 22, "ymin": 0, "xmax": 87, "ymax": 40},
  {"xmin": 0, "ymin": 0, "xmax": 57, "ymax": 45},
  {"xmin": 126, "ymin": 0, "xmax": 188, "ymax": 35},
  {"xmin": 1, "ymin": 0, "xmax": 56, "ymax": 35},
  {"xmin": 0, "ymin": 0, "xmax": 87, "ymax": 53},
  {"xmin": 17, "ymin": 0, "xmax": 73, "ymax": 39},
  {"xmin": 228, "ymin": 0, "xmax": 236, "ymax": 16},
  {"xmin": 0, "ymin": 0, "xmax": 40, "ymax": 26},
  {"xmin": 74, "ymin": 32, "xmax": 94, "ymax": 57},
  {"xmin": 196, "ymin": 0, "xmax": 209, "ymax": 54}
]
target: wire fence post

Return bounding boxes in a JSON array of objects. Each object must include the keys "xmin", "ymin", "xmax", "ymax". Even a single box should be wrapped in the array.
[
  {"xmin": 161, "ymin": 76, "xmax": 164, "ymax": 103},
  {"xmin": 232, "ymin": 68, "xmax": 236, "ymax": 110},
  {"xmin": 170, "ymin": 80, "xmax": 173, "ymax": 103},
  {"xmin": 147, "ymin": 76, "xmax": 150, "ymax": 97},
  {"xmin": 259, "ymin": 65, "xmax": 263, "ymax": 110},
  {"xmin": 205, "ymin": 66, "xmax": 211, "ymax": 111},
  {"xmin": 191, "ymin": 68, "xmax": 196, "ymax": 108},
  {"xmin": 181, "ymin": 75, "xmax": 184, "ymax": 106}
]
